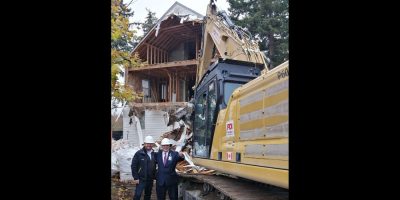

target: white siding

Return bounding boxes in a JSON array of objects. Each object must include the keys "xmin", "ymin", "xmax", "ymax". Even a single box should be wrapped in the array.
[
  {"xmin": 122, "ymin": 106, "xmax": 141, "ymax": 147},
  {"xmin": 144, "ymin": 109, "xmax": 172, "ymax": 140}
]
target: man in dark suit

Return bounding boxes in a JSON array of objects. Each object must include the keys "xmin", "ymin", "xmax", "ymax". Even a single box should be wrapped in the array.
[
  {"xmin": 156, "ymin": 138, "xmax": 184, "ymax": 200},
  {"xmin": 131, "ymin": 136, "xmax": 157, "ymax": 200}
]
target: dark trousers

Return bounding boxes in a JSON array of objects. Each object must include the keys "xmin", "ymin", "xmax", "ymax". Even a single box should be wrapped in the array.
[
  {"xmin": 133, "ymin": 179, "xmax": 153, "ymax": 200},
  {"xmin": 156, "ymin": 182, "xmax": 178, "ymax": 200}
]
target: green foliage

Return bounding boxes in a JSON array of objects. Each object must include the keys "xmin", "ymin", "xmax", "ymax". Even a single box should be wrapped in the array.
[
  {"xmin": 228, "ymin": 0, "xmax": 288, "ymax": 68},
  {"xmin": 142, "ymin": 8, "xmax": 158, "ymax": 36},
  {"xmin": 111, "ymin": 0, "xmax": 142, "ymax": 105}
]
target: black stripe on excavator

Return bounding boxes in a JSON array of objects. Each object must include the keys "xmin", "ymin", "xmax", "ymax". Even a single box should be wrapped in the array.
[
  {"xmin": 194, "ymin": 157, "xmax": 287, "ymax": 170},
  {"xmin": 218, "ymin": 58, "xmax": 264, "ymax": 68},
  {"xmin": 236, "ymin": 152, "xmax": 241, "ymax": 162}
]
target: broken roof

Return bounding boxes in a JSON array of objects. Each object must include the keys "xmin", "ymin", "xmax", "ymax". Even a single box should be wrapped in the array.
[{"xmin": 131, "ymin": 1, "xmax": 204, "ymax": 55}]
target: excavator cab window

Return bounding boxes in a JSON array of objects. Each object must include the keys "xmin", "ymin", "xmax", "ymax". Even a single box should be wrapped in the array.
[
  {"xmin": 193, "ymin": 80, "xmax": 218, "ymax": 158},
  {"xmin": 224, "ymin": 82, "xmax": 243, "ymax": 105},
  {"xmin": 206, "ymin": 81, "xmax": 217, "ymax": 154},
  {"xmin": 194, "ymin": 91, "xmax": 208, "ymax": 157}
]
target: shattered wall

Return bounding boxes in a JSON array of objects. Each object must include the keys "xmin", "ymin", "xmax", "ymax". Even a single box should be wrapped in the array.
[
  {"xmin": 122, "ymin": 105, "xmax": 141, "ymax": 147},
  {"xmin": 123, "ymin": 107, "xmax": 174, "ymax": 147}
]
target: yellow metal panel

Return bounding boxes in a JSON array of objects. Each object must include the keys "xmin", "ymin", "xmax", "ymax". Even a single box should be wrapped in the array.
[
  {"xmin": 193, "ymin": 157, "xmax": 288, "ymax": 189},
  {"xmin": 263, "ymin": 90, "xmax": 288, "ymax": 108},
  {"xmin": 205, "ymin": 62, "xmax": 288, "ymax": 189},
  {"xmin": 263, "ymin": 116, "xmax": 288, "ymax": 127},
  {"xmin": 239, "ymin": 100, "xmax": 263, "ymax": 115},
  {"xmin": 239, "ymin": 119, "xmax": 264, "ymax": 130}
]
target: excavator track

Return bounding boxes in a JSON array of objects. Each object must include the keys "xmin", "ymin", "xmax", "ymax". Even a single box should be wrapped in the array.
[{"xmin": 178, "ymin": 173, "xmax": 288, "ymax": 200}]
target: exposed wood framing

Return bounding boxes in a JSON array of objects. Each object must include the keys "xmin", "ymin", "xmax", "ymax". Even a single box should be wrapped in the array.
[
  {"xmin": 128, "ymin": 17, "xmax": 204, "ymax": 104},
  {"xmin": 146, "ymin": 44, "xmax": 149, "ymax": 63},
  {"xmin": 151, "ymin": 79, "xmax": 158, "ymax": 102},
  {"xmin": 150, "ymin": 45, "xmax": 153, "ymax": 65},
  {"xmin": 158, "ymin": 48, "xmax": 161, "ymax": 64},
  {"xmin": 161, "ymin": 69, "xmax": 171, "ymax": 102},
  {"xmin": 130, "ymin": 102, "xmax": 188, "ymax": 113},
  {"xmin": 176, "ymin": 71, "xmax": 179, "ymax": 102},
  {"xmin": 129, "ymin": 59, "xmax": 197, "ymax": 71},
  {"xmin": 195, "ymin": 34, "xmax": 199, "ymax": 59}
]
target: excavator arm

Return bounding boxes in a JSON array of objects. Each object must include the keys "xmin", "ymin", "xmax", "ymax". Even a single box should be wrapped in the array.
[{"xmin": 195, "ymin": 0, "xmax": 268, "ymax": 86}]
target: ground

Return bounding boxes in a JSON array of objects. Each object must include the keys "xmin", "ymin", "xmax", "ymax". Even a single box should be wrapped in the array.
[{"xmin": 111, "ymin": 175, "xmax": 163, "ymax": 200}]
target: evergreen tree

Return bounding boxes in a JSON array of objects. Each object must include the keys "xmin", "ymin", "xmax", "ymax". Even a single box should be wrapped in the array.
[{"xmin": 228, "ymin": 0, "xmax": 288, "ymax": 68}]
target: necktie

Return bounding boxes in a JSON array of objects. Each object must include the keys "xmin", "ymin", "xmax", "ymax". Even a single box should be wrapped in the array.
[{"xmin": 163, "ymin": 152, "xmax": 167, "ymax": 166}]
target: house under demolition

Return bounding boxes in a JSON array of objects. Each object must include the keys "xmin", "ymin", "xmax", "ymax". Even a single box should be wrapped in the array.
[{"xmin": 123, "ymin": 2, "xmax": 209, "ymax": 144}]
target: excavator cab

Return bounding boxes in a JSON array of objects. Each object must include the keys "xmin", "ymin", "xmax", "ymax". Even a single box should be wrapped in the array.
[{"xmin": 192, "ymin": 59, "xmax": 263, "ymax": 158}]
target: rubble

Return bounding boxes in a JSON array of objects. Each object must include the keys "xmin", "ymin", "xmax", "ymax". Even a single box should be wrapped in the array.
[
  {"xmin": 111, "ymin": 139, "xmax": 140, "ymax": 181},
  {"xmin": 111, "ymin": 101, "xmax": 215, "ymax": 180},
  {"xmin": 157, "ymin": 103, "xmax": 215, "ymax": 175},
  {"xmin": 167, "ymin": 101, "xmax": 194, "ymax": 129}
]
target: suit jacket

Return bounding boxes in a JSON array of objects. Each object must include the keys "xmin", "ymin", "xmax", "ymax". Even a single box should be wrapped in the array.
[{"xmin": 156, "ymin": 150, "xmax": 184, "ymax": 186}]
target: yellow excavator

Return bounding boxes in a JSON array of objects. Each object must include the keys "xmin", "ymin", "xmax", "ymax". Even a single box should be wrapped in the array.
[{"xmin": 179, "ymin": 1, "xmax": 288, "ymax": 199}]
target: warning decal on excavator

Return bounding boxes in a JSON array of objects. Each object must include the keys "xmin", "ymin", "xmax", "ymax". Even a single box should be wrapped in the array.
[
  {"xmin": 226, "ymin": 152, "xmax": 233, "ymax": 160},
  {"xmin": 226, "ymin": 120, "xmax": 234, "ymax": 137}
]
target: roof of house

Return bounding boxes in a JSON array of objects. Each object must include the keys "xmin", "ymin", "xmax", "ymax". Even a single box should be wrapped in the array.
[{"xmin": 131, "ymin": 1, "xmax": 204, "ymax": 55}]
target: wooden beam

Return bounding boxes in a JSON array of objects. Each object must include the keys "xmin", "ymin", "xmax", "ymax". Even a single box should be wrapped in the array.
[
  {"xmin": 152, "ymin": 32, "xmax": 174, "ymax": 49},
  {"xmin": 156, "ymin": 48, "xmax": 158, "ymax": 64},
  {"xmin": 156, "ymin": 47, "xmax": 159, "ymax": 64},
  {"xmin": 159, "ymin": 49, "xmax": 163, "ymax": 63},
  {"xmin": 176, "ymin": 72, "xmax": 179, "ymax": 102},
  {"xmin": 158, "ymin": 47, "xmax": 160, "ymax": 64},
  {"xmin": 129, "ymin": 59, "xmax": 198, "ymax": 71},
  {"xmin": 153, "ymin": 45, "xmax": 155, "ymax": 64},
  {"xmin": 150, "ymin": 45, "xmax": 153, "ymax": 65},
  {"xmin": 196, "ymin": 34, "xmax": 199, "ymax": 60},
  {"xmin": 163, "ymin": 35, "xmax": 178, "ymax": 50},
  {"xmin": 158, "ymin": 47, "xmax": 161, "ymax": 64},
  {"xmin": 158, "ymin": 48, "xmax": 161, "ymax": 64},
  {"xmin": 158, "ymin": 24, "xmax": 189, "ymax": 32},
  {"xmin": 169, "ymin": 72, "xmax": 172, "ymax": 102},
  {"xmin": 146, "ymin": 44, "xmax": 149, "ymax": 63}
]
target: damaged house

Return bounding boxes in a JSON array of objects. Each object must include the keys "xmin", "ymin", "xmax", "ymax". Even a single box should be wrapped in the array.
[{"xmin": 123, "ymin": 2, "xmax": 209, "ymax": 144}]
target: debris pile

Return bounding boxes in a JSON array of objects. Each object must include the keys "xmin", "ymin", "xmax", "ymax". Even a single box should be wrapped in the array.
[
  {"xmin": 175, "ymin": 152, "xmax": 216, "ymax": 174},
  {"xmin": 111, "ymin": 101, "xmax": 215, "ymax": 178},
  {"xmin": 112, "ymin": 139, "xmax": 140, "ymax": 182},
  {"xmin": 157, "ymin": 102, "xmax": 215, "ymax": 175}
]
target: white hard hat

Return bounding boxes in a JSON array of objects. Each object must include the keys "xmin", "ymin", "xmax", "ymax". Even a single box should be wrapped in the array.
[
  {"xmin": 144, "ymin": 136, "xmax": 155, "ymax": 144},
  {"xmin": 161, "ymin": 138, "xmax": 172, "ymax": 145}
]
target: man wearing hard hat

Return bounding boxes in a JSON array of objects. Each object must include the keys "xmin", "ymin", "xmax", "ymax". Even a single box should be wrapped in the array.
[
  {"xmin": 155, "ymin": 138, "xmax": 184, "ymax": 200},
  {"xmin": 131, "ymin": 135, "xmax": 157, "ymax": 200}
]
